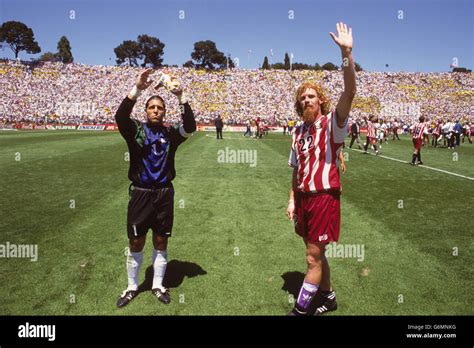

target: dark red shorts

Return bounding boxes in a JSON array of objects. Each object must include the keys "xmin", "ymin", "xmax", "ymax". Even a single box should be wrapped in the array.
[
  {"xmin": 294, "ymin": 191, "xmax": 341, "ymax": 244},
  {"xmin": 413, "ymin": 138, "xmax": 422, "ymax": 150}
]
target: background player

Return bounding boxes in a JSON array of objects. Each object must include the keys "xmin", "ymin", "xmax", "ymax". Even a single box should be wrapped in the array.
[
  {"xmin": 348, "ymin": 119, "xmax": 363, "ymax": 150},
  {"xmin": 363, "ymin": 114, "xmax": 379, "ymax": 155},
  {"xmin": 410, "ymin": 115, "xmax": 426, "ymax": 165}
]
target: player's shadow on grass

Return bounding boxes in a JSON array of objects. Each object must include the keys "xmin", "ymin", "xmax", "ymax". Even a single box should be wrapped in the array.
[
  {"xmin": 281, "ymin": 271, "xmax": 319, "ymax": 315},
  {"xmin": 281, "ymin": 271, "xmax": 305, "ymax": 299},
  {"xmin": 138, "ymin": 260, "xmax": 207, "ymax": 293}
]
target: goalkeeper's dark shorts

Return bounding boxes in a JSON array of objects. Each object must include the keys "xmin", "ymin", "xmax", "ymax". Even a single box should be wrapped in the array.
[{"xmin": 127, "ymin": 183, "xmax": 174, "ymax": 239}]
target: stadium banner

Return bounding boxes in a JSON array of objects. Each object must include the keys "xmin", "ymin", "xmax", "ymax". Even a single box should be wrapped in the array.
[
  {"xmin": 58, "ymin": 125, "xmax": 78, "ymax": 130},
  {"xmin": 226, "ymin": 126, "xmax": 246, "ymax": 132},
  {"xmin": 77, "ymin": 124, "xmax": 105, "ymax": 131},
  {"xmin": 197, "ymin": 125, "xmax": 217, "ymax": 132},
  {"xmin": 45, "ymin": 125, "xmax": 78, "ymax": 130},
  {"xmin": 0, "ymin": 124, "xmax": 17, "ymax": 131},
  {"xmin": 105, "ymin": 124, "xmax": 119, "ymax": 131},
  {"xmin": 21, "ymin": 124, "xmax": 33, "ymax": 130},
  {"xmin": 34, "ymin": 125, "xmax": 46, "ymax": 130},
  {"xmin": 268, "ymin": 127, "xmax": 283, "ymax": 132}
]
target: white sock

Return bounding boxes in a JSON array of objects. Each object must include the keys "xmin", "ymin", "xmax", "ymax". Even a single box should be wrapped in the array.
[
  {"xmin": 126, "ymin": 250, "xmax": 143, "ymax": 291},
  {"xmin": 152, "ymin": 249, "xmax": 168, "ymax": 290}
]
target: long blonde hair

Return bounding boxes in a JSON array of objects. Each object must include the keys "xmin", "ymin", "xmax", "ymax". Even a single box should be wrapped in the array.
[{"xmin": 294, "ymin": 82, "xmax": 331, "ymax": 117}]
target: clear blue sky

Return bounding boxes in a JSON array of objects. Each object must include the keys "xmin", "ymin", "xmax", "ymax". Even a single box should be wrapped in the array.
[{"xmin": 1, "ymin": 0, "xmax": 472, "ymax": 72}]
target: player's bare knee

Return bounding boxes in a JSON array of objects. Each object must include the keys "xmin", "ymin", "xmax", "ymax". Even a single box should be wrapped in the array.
[
  {"xmin": 306, "ymin": 254, "xmax": 322, "ymax": 270},
  {"xmin": 153, "ymin": 234, "xmax": 168, "ymax": 251},
  {"xmin": 129, "ymin": 237, "xmax": 146, "ymax": 252}
]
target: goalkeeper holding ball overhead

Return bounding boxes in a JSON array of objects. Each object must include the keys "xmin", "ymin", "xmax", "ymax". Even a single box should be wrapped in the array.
[{"xmin": 114, "ymin": 68, "xmax": 196, "ymax": 308}]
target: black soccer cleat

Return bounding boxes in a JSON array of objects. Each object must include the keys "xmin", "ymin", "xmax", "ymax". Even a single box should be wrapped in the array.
[
  {"xmin": 152, "ymin": 287, "xmax": 171, "ymax": 304},
  {"xmin": 418, "ymin": 161, "xmax": 424, "ymax": 165},
  {"xmin": 313, "ymin": 291, "xmax": 337, "ymax": 316},
  {"xmin": 287, "ymin": 305, "xmax": 307, "ymax": 316},
  {"xmin": 116, "ymin": 289, "xmax": 138, "ymax": 308}
]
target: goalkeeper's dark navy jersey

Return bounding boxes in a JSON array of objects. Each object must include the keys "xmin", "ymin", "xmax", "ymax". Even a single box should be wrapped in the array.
[{"xmin": 114, "ymin": 96, "xmax": 195, "ymax": 187}]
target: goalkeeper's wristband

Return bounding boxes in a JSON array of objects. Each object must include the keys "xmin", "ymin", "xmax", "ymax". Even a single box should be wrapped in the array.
[{"xmin": 129, "ymin": 85, "xmax": 142, "ymax": 99}]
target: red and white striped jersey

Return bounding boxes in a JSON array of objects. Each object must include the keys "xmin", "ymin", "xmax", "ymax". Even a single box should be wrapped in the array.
[
  {"xmin": 412, "ymin": 122, "xmax": 426, "ymax": 139},
  {"xmin": 288, "ymin": 111, "xmax": 347, "ymax": 193},
  {"xmin": 367, "ymin": 121, "xmax": 376, "ymax": 138}
]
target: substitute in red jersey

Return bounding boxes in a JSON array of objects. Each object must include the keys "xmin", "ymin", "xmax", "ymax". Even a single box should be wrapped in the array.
[
  {"xmin": 286, "ymin": 22, "xmax": 356, "ymax": 316},
  {"xmin": 411, "ymin": 115, "xmax": 426, "ymax": 165}
]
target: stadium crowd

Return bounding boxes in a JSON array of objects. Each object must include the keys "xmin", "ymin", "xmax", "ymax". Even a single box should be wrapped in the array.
[{"xmin": 0, "ymin": 59, "xmax": 472, "ymax": 134}]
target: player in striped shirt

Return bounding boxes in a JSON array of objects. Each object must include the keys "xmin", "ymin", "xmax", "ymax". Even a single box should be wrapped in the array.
[
  {"xmin": 286, "ymin": 22, "xmax": 356, "ymax": 316},
  {"xmin": 363, "ymin": 114, "xmax": 379, "ymax": 155},
  {"xmin": 411, "ymin": 116, "xmax": 426, "ymax": 165}
]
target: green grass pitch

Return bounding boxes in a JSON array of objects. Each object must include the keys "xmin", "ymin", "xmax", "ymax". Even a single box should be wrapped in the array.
[{"xmin": 0, "ymin": 130, "xmax": 472, "ymax": 315}]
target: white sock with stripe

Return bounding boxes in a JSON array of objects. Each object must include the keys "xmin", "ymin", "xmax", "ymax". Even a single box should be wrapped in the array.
[
  {"xmin": 152, "ymin": 249, "xmax": 168, "ymax": 290},
  {"xmin": 126, "ymin": 250, "xmax": 143, "ymax": 291}
]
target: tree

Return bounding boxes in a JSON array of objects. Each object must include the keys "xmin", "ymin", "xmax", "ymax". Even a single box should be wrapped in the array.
[
  {"xmin": 262, "ymin": 56, "xmax": 270, "ymax": 69},
  {"xmin": 272, "ymin": 62, "xmax": 285, "ymax": 70},
  {"xmin": 291, "ymin": 62, "xmax": 317, "ymax": 70},
  {"xmin": 57, "ymin": 36, "xmax": 73, "ymax": 63},
  {"xmin": 284, "ymin": 52, "xmax": 290, "ymax": 70},
  {"xmin": 183, "ymin": 60, "xmax": 194, "ymax": 68},
  {"xmin": 227, "ymin": 54, "xmax": 235, "ymax": 69},
  {"xmin": 114, "ymin": 40, "xmax": 142, "ymax": 66},
  {"xmin": 314, "ymin": 63, "xmax": 322, "ymax": 71},
  {"xmin": 0, "ymin": 21, "xmax": 41, "ymax": 59},
  {"xmin": 322, "ymin": 62, "xmax": 338, "ymax": 71},
  {"xmin": 137, "ymin": 34, "xmax": 165, "ymax": 68},
  {"xmin": 190, "ymin": 40, "xmax": 226, "ymax": 70},
  {"xmin": 452, "ymin": 67, "xmax": 472, "ymax": 73},
  {"xmin": 39, "ymin": 52, "xmax": 58, "ymax": 62}
]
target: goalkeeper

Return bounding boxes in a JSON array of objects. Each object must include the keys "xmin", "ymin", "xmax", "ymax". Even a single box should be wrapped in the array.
[{"xmin": 114, "ymin": 68, "xmax": 196, "ymax": 308}]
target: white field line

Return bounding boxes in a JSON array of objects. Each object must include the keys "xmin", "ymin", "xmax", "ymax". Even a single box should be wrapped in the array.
[{"xmin": 349, "ymin": 148, "xmax": 474, "ymax": 181}]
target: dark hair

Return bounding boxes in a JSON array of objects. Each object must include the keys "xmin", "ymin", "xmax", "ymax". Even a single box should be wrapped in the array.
[
  {"xmin": 419, "ymin": 115, "xmax": 425, "ymax": 122},
  {"xmin": 145, "ymin": 95, "xmax": 166, "ymax": 112}
]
